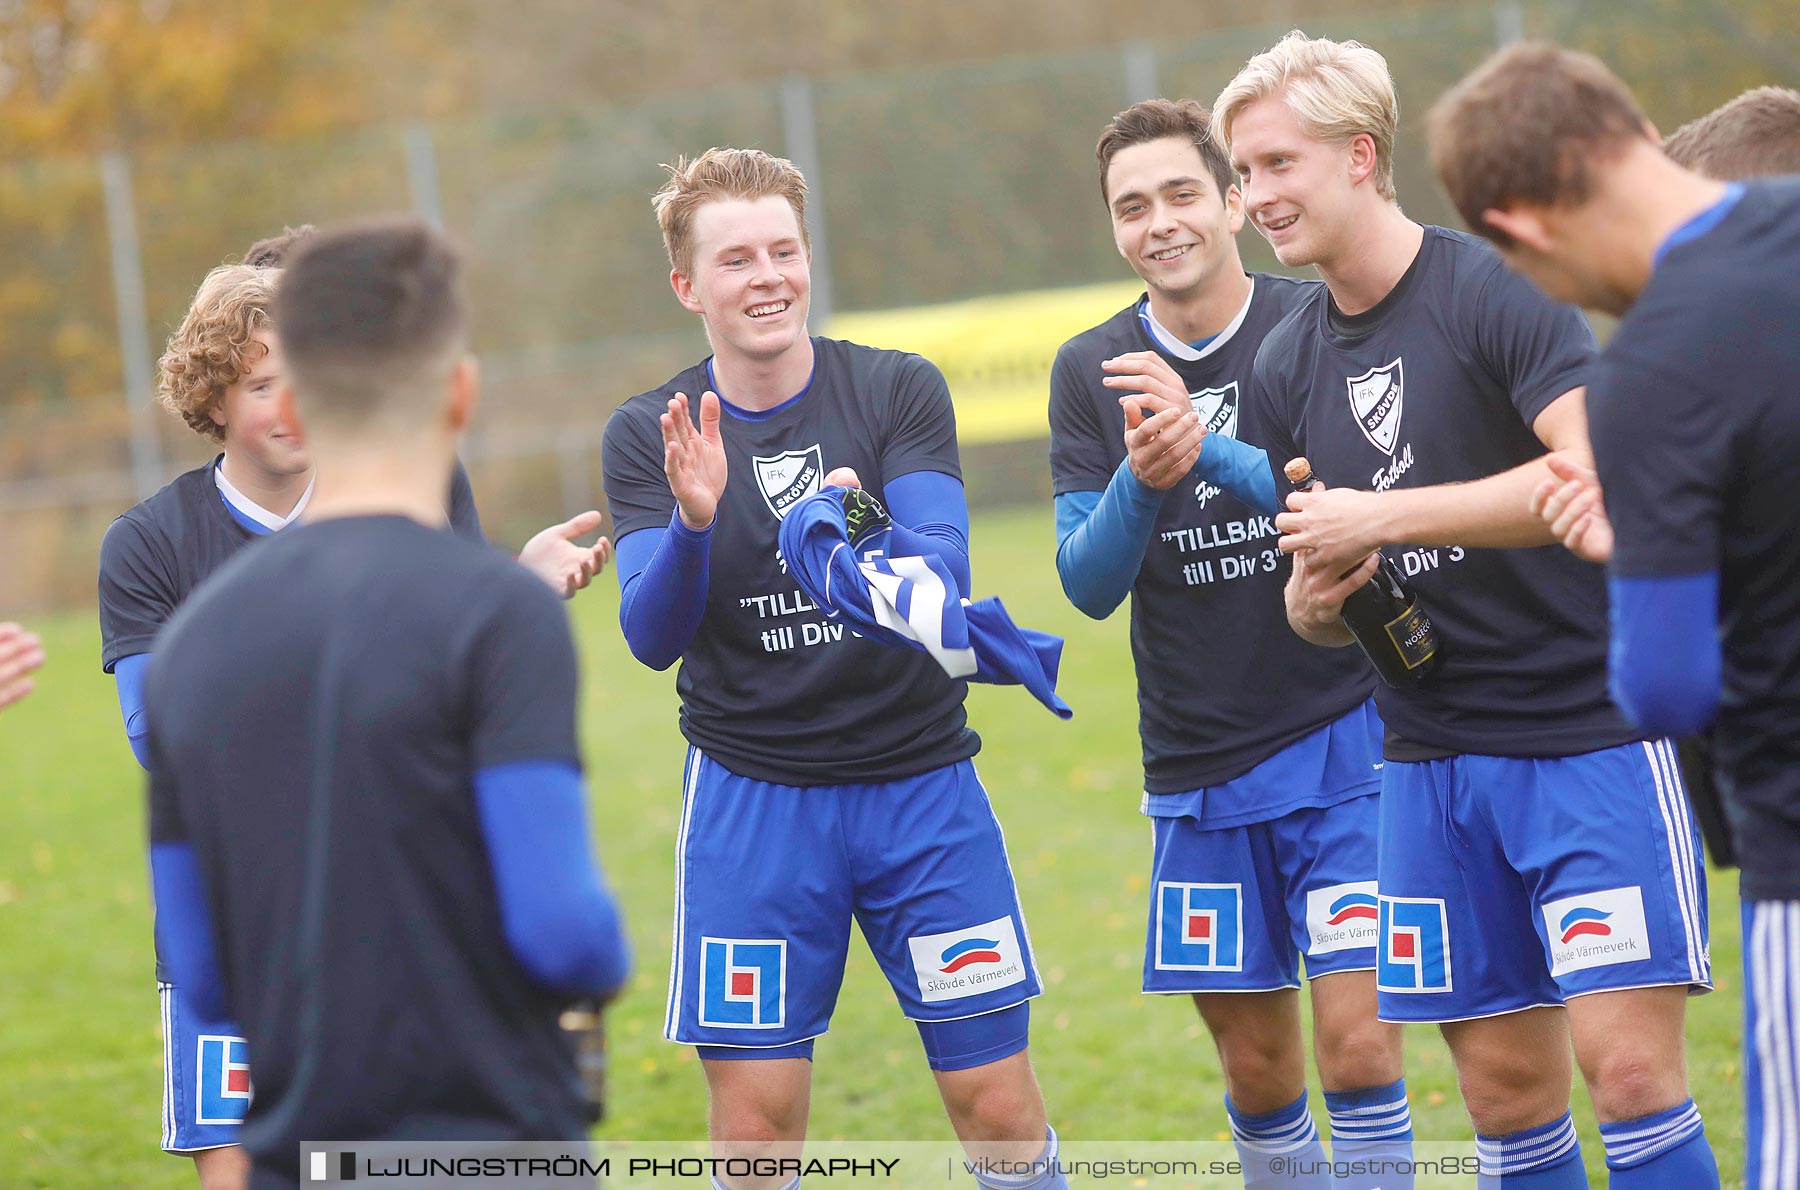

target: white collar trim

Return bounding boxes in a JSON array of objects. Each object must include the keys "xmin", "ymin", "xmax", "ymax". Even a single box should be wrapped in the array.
[
  {"xmin": 215, "ymin": 461, "xmax": 313, "ymax": 530},
  {"xmin": 1141, "ymin": 276, "xmax": 1256, "ymax": 361}
]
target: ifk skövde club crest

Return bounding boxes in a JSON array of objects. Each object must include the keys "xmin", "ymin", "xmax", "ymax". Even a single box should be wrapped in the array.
[
  {"xmin": 1347, "ymin": 358, "xmax": 1404, "ymax": 456},
  {"xmin": 1189, "ymin": 381, "xmax": 1239, "ymax": 440},
  {"xmin": 753, "ymin": 445, "xmax": 824, "ymax": 520}
]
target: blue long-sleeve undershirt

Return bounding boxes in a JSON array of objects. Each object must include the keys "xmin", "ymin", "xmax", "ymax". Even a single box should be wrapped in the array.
[
  {"xmin": 616, "ymin": 469, "xmax": 971, "ymax": 668},
  {"xmin": 1201, "ymin": 433, "xmax": 1279, "ymax": 518},
  {"xmin": 1608, "ymin": 571, "xmax": 1722, "ymax": 737},
  {"xmin": 114, "ymin": 652, "xmax": 153, "ymax": 770},
  {"xmin": 473, "ymin": 760, "xmax": 631, "ymax": 996},
  {"xmin": 616, "ymin": 512, "xmax": 713, "ymax": 672},
  {"xmin": 150, "ymin": 841, "xmax": 228, "ymax": 1019},
  {"xmin": 880, "ymin": 470, "xmax": 972, "ymax": 592},
  {"xmin": 150, "ymin": 761, "xmax": 632, "ymax": 1015},
  {"xmin": 1053, "ymin": 436, "xmax": 1278, "ymax": 620},
  {"xmin": 1054, "ymin": 469, "xmax": 1160, "ymax": 620},
  {"xmin": 137, "ymin": 657, "xmax": 238, "ymax": 1026}
]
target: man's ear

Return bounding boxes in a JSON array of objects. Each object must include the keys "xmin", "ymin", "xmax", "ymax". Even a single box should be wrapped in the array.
[
  {"xmin": 1346, "ymin": 132, "xmax": 1380, "ymax": 190},
  {"xmin": 447, "ymin": 355, "xmax": 480, "ymax": 433},
  {"xmin": 671, "ymin": 266, "xmax": 703, "ymax": 315},
  {"xmin": 1225, "ymin": 183, "xmax": 1246, "ymax": 235},
  {"xmin": 1482, "ymin": 204, "xmax": 1556, "ymax": 255}
]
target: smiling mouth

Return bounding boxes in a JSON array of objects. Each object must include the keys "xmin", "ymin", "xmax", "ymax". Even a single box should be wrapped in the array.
[
  {"xmin": 1263, "ymin": 214, "xmax": 1299, "ymax": 233},
  {"xmin": 1148, "ymin": 244, "xmax": 1194, "ymax": 262},
  {"xmin": 747, "ymin": 300, "xmax": 791, "ymax": 319}
]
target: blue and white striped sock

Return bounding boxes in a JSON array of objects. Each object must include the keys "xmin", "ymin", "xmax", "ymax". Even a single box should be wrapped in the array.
[
  {"xmin": 1599, "ymin": 1097, "xmax": 1717, "ymax": 1188},
  {"xmin": 1746, "ymin": 898, "xmax": 1800, "ymax": 1190},
  {"xmin": 1474, "ymin": 1112, "xmax": 1585, "ymax": 1188},
  {"xmin": 970, "ymin": 1127, "xmax": 1068, "ymax": 1190},
  {"xmin": 1325, "ymin": 1079, "xmax": 1413, "ymax": 1189},
  {"xmin": 1227, "ymin": 1092, "xmax": 1329, "ymax": 1189}
]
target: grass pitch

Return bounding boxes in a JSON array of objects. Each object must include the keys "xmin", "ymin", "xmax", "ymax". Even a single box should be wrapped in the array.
[{"xmin": 0, "ymin": 504, "xmax": 1743, "ymax": 1187}]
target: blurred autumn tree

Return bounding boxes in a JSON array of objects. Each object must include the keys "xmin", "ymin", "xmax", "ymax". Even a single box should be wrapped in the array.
[
  {"xmin": 0, "ymin": 0, "xmax": 1434, "ymax": 413},
  {"xmin": 0, "ymin": 0, "xmax": 375, "ymax": 154},
  {"xmin": 0, "ymin": 0, "xmax": 1792, "ymax": 413},
  {"xmin": 0, "ymin": 0, "xmax": 1793, "ymax": 609},
  {"xmin": 381, "ymin": 0, "xmax": 1403, "ymax": 115},
  {"xmin": 0, "ymin": 0, "xmax": 378, "ymax": 408}
]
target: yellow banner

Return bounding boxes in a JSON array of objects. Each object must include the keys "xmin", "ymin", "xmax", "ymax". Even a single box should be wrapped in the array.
[{"xmin": 828, "ymin": 281, "xmax": 1143, "ymax": 444}]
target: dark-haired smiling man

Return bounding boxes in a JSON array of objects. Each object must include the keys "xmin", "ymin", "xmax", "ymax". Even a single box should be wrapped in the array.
[{"xmin": 1049, "ymin": 98, "xmax": 1404, "ymax": 1190}]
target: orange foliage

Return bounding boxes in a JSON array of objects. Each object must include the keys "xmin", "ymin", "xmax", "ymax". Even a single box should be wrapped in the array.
[{"xmin": 0, "ymin": 0, "xmax": 372, "ymax": 155}]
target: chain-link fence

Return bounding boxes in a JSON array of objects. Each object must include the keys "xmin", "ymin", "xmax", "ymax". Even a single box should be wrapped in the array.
[{"xmin": 1, "ymin": 0, "xmax": 1790, "ymax": 609}]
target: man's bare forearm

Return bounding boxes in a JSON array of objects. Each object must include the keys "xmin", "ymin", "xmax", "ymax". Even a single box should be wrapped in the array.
[{"xmin": 1365, "ymin": 456, "xmax": 1563, "ymax": 550}]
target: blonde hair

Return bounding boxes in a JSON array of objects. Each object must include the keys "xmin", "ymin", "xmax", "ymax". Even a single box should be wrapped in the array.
[
  {"xmin": 156, "ymin": 264, "xmax": 279, "ymax": 442},
  {"xmin": 652, "ymin": 147, "xmax": 810, "ymax": 278},
  {"xmin": 1212, "ymin": 31, "xmax": 1399, "ymax": 201}
]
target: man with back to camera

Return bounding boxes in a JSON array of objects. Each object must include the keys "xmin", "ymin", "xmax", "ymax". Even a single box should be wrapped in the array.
[
  {"xmin": 1430, "ymin": 44, "xmax": 1800, "ymax": 1190},
  {"xmin": 1047, "ymin": 97, "xmax": 1408, "ymax": 1190},
  {"xmin": 1212, "ymin": 31, "xmax": 1716, "ymax": 1189},
  {"xmin": 144, "ymin": 217, "xmax": 630, "ymax": 1189},
  {"xmin": 98, "ymin": 247, "xmax": 611, "ymax": 1186},
  {"xmin": 602, "ymin": 147, "xmax": 1068, "ymax": 1190}
]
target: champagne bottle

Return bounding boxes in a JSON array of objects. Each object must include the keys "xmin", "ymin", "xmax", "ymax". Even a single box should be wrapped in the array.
[{"xmin": 1284, "ymin": 457, "xmax": 1440, "ymax": 688}]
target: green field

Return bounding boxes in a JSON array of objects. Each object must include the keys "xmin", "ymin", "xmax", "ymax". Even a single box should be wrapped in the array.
[{"xmin": 0, "ymin": 504, "xmax": 1744, "ymax": 1188}]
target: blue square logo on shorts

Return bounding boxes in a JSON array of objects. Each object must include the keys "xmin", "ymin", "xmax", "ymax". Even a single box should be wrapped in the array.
[
  {"xmin": 1377, "ymin": 897, "xmax": 1452, "ymax": 993},
  {"xmin": 1155, "ymin": 883, "xmax": 1243, "ymax": 972},
  {"xmin": 699, "ymin": 937, "xmax": 787, "ymax": 1029},
  {"xmin": 195, "ymin": 1034, "xmax": 251, "ymax": 1125}
]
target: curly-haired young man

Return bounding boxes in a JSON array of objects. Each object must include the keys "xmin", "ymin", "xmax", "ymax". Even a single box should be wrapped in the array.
[{"xmin": 100, "ymin": 252, "xmax": 607, "ymax": 1187}]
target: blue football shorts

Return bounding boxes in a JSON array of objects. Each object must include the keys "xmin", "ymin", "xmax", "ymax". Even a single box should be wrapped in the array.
[
  {"xmin": 1143, "ymin": 793, "xmax": 1382, "ymax": 994},
  {"xmin": 158, "ymin": 981, "xmax": 249, "ymax": 1152},
  {"xmin": 665, "ymin": 750, "xmax": 1042, "ymax": 1052},
  {"xmin": 1375, "ymin": 739, "xmax": 1711, "ymax": 1023}
]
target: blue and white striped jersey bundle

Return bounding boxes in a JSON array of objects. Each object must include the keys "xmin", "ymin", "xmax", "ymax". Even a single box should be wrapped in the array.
[{"xmin": 779, "ymin": 486, "xmax": 1072, "ymax": 719}]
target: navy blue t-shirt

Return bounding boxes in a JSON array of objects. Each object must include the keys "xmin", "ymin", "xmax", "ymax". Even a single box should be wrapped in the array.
[
  {"xmin": 1243, "ymin": 226, "xmax": 1634, "ymax": 760},
  {"xmin": 1049, "ymin": 275, "xmax": 1374, "ymax": 792},
  {"xmin": 1590, "ymin": 177, "xmax": 1800, "ymax": 899},
  {"xmin": 601, "ymin": 337, "xmax": 979, "ymax": 786},
  {"xmin": 99, "ymin": 455, "xmax": 484, "ymax": 672},
  {"xmin": 101, "ymin": 457, "xmax": 484, "ymax": 987},
  {"xmin": 146, "ymin": 516, "xmax": 588, "ymax": 1180}
]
